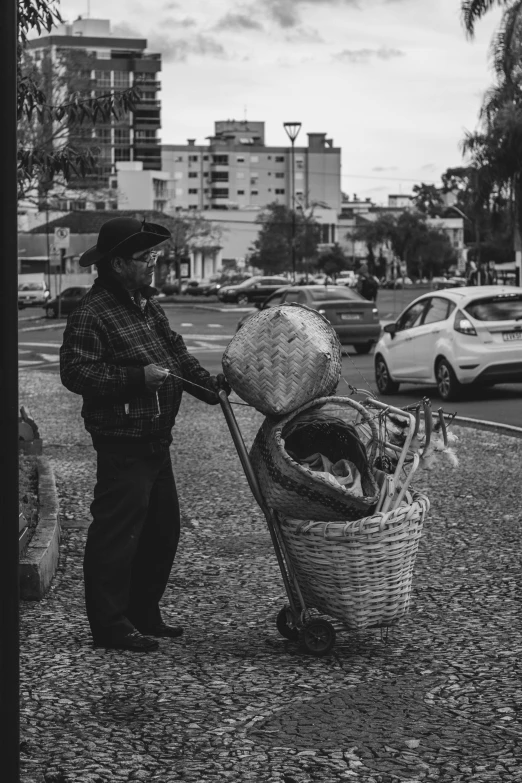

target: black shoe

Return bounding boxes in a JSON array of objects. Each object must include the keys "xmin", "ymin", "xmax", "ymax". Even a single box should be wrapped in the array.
[
  {"xmin": 94, "ymin": 629, "xmax": 159, "ymax": 651},
  {"xmin": 138, "ymin": 622, "xmax": 183, "ymax": 639}
]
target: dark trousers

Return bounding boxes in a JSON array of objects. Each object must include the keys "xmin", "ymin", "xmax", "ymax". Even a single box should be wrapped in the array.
[{"xmin": 84, "ymin": 448, "xmax": 180, "ymax": 642}]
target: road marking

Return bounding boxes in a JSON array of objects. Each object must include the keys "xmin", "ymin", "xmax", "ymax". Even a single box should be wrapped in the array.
[
  {"xmin": 40, "ymin": 354, "xmax": 60, "ymax": 363},
  {"xmin": 208, "ymin": 324, "xmax": 222, "ymax": 328},
  {"xmin": 20, "ymin": 323, "xmax": 66, "ymax": 333},
  {"xmin": 180, "ymin": 322, "xmax": 193, "ymax": 327},
  {"xmin": 183, "ymin": 334, "xmax": 233, "ymax": 341},
  {"xmin": 188, "ymin": 342, "xmax": 228, "ymax": 352},
  {"xmin": 19, "ymin": 359, "xmax": 46, "ymax": 366},
  {"xmin": 19, "ymin": 342, "xmax": 62, "ymax": 348}
]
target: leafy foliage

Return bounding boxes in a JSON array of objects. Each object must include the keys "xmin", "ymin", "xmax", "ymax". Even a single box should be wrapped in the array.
[
  {"xmin": 250, "ymin": 202, "xmax": 321, "ymax": 274},
  {"xmin": 316, "ymin": 243, "xmax": 351, "ymax": 278},
  {"xmin": 17, "ymin": 0, "xmax": 140, "ymax": 196}
]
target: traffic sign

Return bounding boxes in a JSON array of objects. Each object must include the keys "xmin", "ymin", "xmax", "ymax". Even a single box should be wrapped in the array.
[{"xmin": 54, "ymin": 227, "xmax": 70, "ymax": 249}]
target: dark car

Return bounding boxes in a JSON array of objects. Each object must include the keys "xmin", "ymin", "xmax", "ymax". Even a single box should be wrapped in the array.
[
  {"xmin": 218, "ymin": 275, "xmax": 290, "ymax": 305},
  {"xmin": 236, "ymin": 285, "xmax": 381, "ymax": 354},
  {"xmin": 182, "ymin": 279, "xmax": 213, "ymax": 296},
  {"xmin": 45, "ymin": 285, "xmax": 92, "ymax": 318}
]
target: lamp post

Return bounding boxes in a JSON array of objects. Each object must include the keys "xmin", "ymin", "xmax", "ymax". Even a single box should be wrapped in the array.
[{"xmin": 283, "ymin": 122, "xmax": 302, "ymax": 281}]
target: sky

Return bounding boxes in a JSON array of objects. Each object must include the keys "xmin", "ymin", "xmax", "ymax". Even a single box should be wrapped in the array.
[{"xmin": 57, "ymin": 0, "xmax": 503, "ymax": 204}]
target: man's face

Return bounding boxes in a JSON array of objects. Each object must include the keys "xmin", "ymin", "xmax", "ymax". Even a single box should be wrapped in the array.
[{"xmin": 114, "ymin": 250, "xmax": 159, "ymax": 289}]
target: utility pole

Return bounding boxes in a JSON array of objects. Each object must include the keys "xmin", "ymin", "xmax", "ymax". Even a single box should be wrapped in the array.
[
  {"xmin": 283, "ymin": 122, "xmax": 302, "ymax": 282},
  {"xmin": 0, "ymin": 0, "xmax": 20, "ymax": 780}
]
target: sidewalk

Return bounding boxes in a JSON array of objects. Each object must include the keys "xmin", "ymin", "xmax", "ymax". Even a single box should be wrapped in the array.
[{"xmin": 19, "ymin": 371, "xmax": 522, "ymax": 783}]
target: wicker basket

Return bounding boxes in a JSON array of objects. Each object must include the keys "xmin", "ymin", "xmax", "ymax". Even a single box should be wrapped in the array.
[
  {"xmin": 222, "ymin": 304, "xmax": 342, "ymax": 417},
  {"xmin": 279, "ymin": 491, "xmax": 430, "ymax": 630},
  {"xmin": 250, "ymin": 396, "xmax": 380, "ymax": 521}
]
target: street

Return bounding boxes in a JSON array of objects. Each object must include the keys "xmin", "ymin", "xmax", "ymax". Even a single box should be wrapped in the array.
[{"xmin": 19, "ymin": 301, "xmax": 522, "ymax": 428}]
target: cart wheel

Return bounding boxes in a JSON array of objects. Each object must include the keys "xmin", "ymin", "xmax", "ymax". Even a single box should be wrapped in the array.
[
  {"xmin": 276, "ymin": 606, "xmax": 299, "ymax": 641},
  {"xmin": 300, "ymin": 619, "xmax": 336, "ymax": 656}
]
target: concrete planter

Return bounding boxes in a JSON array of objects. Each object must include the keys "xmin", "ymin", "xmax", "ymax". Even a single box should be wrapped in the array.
[{"xmin": 19, "ymin": 456, "xmax": 60, "ymax": 600}]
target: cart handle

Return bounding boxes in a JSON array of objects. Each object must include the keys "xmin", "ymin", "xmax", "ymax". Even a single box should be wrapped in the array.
[{"xmin": 218, "ymin": 390, "xmax": 267, "ymax": 513}]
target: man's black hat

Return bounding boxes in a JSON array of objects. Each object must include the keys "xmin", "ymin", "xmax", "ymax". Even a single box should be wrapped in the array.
[{"xmin": 79, "ymin": 217, "xmax": 171, "ymax": 268}]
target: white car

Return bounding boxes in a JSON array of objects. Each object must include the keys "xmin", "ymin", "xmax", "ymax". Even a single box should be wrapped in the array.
[
  {"xmin": 374, "ymin": 286, "xmax": 522, "ymax": 401},
  {"xmin": 18, "ymin": 281, "xmax": 51, "ymax": 308}
]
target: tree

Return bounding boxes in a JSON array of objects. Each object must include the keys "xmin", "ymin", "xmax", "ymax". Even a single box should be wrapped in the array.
[
  {"xmin": 412, "ymin": 182, "xmax": 445, "ymax": 216},
  {"xmin": 346, "ymin": 213, "xmax": 396, "ymax": 273},
  {"xmin": 316, "ymin": 244, "xmax": 350, "ymax": 279},
  {"xmin": 250, "ymin": 202, "xmax": 321, "ymax": 275},
  {"xmin": 18, "ymin": 0, "xmax": 140, "ymax": 198}
]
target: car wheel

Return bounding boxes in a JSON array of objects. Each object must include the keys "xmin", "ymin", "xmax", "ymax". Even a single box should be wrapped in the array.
[
  {"xmin": 45, "ymin": 306, "xmax": 57, "ymax": 319},
  {"xmin": 354, "ymin": 342, "xmax": 373, "ymax": 355},
  {"xmin": 375, "ymin": 355, "xmax": 400, "ymax": 395},
  {"xmin": 436, "ymin": 358, "xmax": 462, "ymax": 401},
  {"xmin": 237, "ymin": 294, "xmax": 249, "ymax": 306}
]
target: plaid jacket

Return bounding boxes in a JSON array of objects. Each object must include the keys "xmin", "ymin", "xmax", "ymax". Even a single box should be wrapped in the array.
[{"xmin": 60, "ymin": 277, "xmax": 218, "ymax": 446}]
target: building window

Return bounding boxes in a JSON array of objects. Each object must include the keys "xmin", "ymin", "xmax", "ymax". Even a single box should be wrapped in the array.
[
  {"xmin": 188, "ymin": 172, "xmax": 198, "ymax": 178},
  {"xmin": 275, "ymin": 156, "xmax": 285, "ymax": 162},
  {"xmin": 296, "ymin": 157, "xmax": 304, "ymax": 169},
  {"xmin": 212, "ymin": 154, "xmax": 229, "ymax": 165},
  {"xmin": 110, "ymin": 180, "xmax": 117, "ymax": 189},
  {"xmin": 188, "ymin": 155, "xmax": 199, "ymax": 162},
  {"xmin": 114, "ymin": 128, "xmax": 130, "ymax": 144},
  {"xmin": 275, "ymin": 189, "xmax": 285, "ymax": 195},
  {"xmin": 211, "ymin": 188, "xmax": 229, "ymax": 198},
  {"xmin": 251, "ymin": 190, "xmax": 258, "ymax": 196},
  {"xmin": 94, "ymin": 128, "xmax": 111, "ymax": 142},
  {"xmin": 203, "ymin": 155, "xmax": 209, "ymax": 161},
  {"xmin": 188, "ymin": 205, "xmax": 198, "ymax": 210},
  {"xmin": 275, "ymin": 172, "xmax": 284, "ymax": 179},
  {"xmin": 135, "ymin": 130, "xmax": 156, "ymax": 141},
  {"xmin": 267, "ymin": 155, "xmax": 272, "ymax": 160},
  {"xmin": 115, "ymin": 148, "xmax": 131, "ymax": 161},
  {"xmin": 236, "ymin": 156, "xmax": 245, "ymax": 163},
  {"xmin": 251, "ymin": 155, "xmax": 259, "ymax": 163},
  {"xmin": 250, "ymin": 175, "xmax": 258, "ymax": 185},
  {"xmin": 236, "ymin": 172, "xmax": 245, "ymax": 179},
  {"xmin": 211, "ymin": 171, "xmax": 229, "ymax": 182},
  {"xmin": 113, "ymin": 71, "xmax": 130, "ymax": 88},
  {"xmin": 71, "ymin": 201, "xmax": 86, "ymax": 210},
  {"xmin": 237, "ymin": 190, "xmax": 245, "ymax": 195},
  {"xmin": 95, "ymin": 70, "xmax": 111, "ymax": 87},
  {"xmin": 188, "ymin": 188, "xmax": 198, "ymax": 194},
  {"xmin": 95, "ymin": 201, "xmax": 106, "ymax": 210},
  {"xmin": 175, "ymin": 155, "xmax": 183, "ymax": 162},
  {"xmin": 110, "ymin": 201, "xmax": 118, "ymax": 209},
  {"xmin": 295, "ymin": 172, "xmax": 304, "ymax": 180}
]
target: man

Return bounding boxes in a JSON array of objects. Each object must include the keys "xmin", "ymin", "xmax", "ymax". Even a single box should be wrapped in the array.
[
  {"xmin": 60, "ymin": 217, "xmax": 229, "ymax": 652},
  {"xmin": 357, "ymin": 261, "xmax": 378, "ymax": 302}
]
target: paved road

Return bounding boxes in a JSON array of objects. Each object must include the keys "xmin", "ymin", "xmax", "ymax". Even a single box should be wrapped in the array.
[{"xmin": 19, "ymin": 302, "xmax": 522, "ymax": 428}]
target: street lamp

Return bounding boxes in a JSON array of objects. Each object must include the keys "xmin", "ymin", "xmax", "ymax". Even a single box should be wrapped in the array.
[{"xmin": 283, "ymin": 121, "xmax": 302, "ymax": 281}]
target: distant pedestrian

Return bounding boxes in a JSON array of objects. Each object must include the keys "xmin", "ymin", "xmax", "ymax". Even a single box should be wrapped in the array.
[
  {"xmin": 356, "ymin": 262, "xmax": 378, "ymax": 302},
  {"xmin": 487, "ymin": 261, "xmax": 498, "ymax": 285},
  {"xmin": 469, "ymin": 261, "xmax": 489, "ymax": 286},
  {"xmin": 60, "ymin": 217, "xmax": 230, "ymax": 652}
]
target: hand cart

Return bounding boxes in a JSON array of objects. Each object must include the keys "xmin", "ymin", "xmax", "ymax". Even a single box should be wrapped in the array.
[{"xmin": 218, "ymin": 389, "xmax": 435, "ymax": 656}]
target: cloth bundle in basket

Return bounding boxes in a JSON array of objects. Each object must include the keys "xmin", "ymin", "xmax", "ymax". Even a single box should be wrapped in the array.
[
  {"xmin": 250, "ymin": 397, "xmax": 380, "ymax": 521},
  {"xmin": 222, "ymin": 304, "xmax": 342, "ymax": 417},
  {"xmin": 279, "ymin": 491, "xmax": 430, "ymax": 630}
]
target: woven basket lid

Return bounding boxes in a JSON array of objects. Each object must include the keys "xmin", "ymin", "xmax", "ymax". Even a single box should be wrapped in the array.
[{"xmin": 222, "ymin": 304, "xmax": 342, "ymax": 417}]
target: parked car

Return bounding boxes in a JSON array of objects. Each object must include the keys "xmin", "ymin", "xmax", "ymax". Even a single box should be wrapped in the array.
[
  {"xmin": 236, "ymin": 285, "xmax": 381, "ymax": 353},
  {"xmin": 45, "ymin": 285, "xmax": 92, "ymax": 318},
  {"xmin": 218, "ymin": 275, "xmax": 290, "ymax": 305},
  {"xmin": 161, "ymin": 280, "xmax": 188, "ymax": 295},
  {"xmin": 374, "ymin": 285, "xmax": 522, "ymax": 401},
  {"xmin": 18, "ymin": 281, "xmax": 50, "ymax": 308},
  {"xmin": 182, "ymin": 279, "xmax": 215, "ymax": 296},
  {"xmin": 381, "ymin": 276, "xmax": 413, "ymax": 289},
  {"xmin": 434, "ymin": 275, "xmax": 467, "ymax": 290}
]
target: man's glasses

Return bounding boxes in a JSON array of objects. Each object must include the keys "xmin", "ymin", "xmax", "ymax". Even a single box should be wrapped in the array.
[{"xmin": 131, "ymin": 250, "xmax": 160, "ymax": 266}]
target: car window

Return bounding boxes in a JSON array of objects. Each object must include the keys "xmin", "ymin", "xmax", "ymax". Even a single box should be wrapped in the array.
[
  {"xmin": 282, "ymin": 291, "xmax": 306, "ymax": 304},
  {"xmin": 396, "ymin": 301, "xmax": 427, "ymax": 331},
  {"xmin": 465, "ymin": 294, "xmax": 522, "ymax": 321},
  {"xmin": 19, "ymin": 282, "xmax": 44, "ymax": 291},
  {"xmin": 422, "ymin": 297, "xmax": 454, "ymax": 325},
  {"xmin": 308, "ymin": 287, "xmax": 362, "ymax": 302}
]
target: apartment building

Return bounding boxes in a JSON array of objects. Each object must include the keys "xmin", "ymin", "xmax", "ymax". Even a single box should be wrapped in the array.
[
  {"xmin": 27, "ymin": 17, "xmax": 162, "ymax": 208},
  {"xmin": 162, "ymin": 120, "xmax": 341, "ymax": 213}
]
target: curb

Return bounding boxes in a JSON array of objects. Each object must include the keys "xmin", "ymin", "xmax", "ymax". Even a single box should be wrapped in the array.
[
  {"xmin": 452, "ymin": 416, "xmax": 522, "ymax": 440},
  {"xmin": 19, "ymin": 456, "xmax": 61, "ymax": 600}
]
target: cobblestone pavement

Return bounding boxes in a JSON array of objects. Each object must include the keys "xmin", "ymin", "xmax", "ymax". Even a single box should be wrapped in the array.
[{"xmin": 19, "ymin": 371, "xmax": 522, "ymax": 783}]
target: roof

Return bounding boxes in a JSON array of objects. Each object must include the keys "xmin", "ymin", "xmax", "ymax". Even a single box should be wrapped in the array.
[{"xmin": 29, "ymin": 210, "xmax": 174, "ymax": 235}]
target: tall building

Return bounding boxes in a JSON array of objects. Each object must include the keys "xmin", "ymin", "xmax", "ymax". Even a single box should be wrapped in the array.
[
  {"xmin": 162, "ymin": 120, "xmax": 341, "ymax": 213},
  {"xmin": 28, "ymin": 17, "xmax": 162, "ymax": 207}
]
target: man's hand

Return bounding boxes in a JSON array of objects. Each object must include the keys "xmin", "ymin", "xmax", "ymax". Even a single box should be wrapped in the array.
[
  {"xmin": 209, "ymin": 373, "xmax": 231, "ymax": 397},
  {"xmin": 144, "ymin": 364, "xmax": 169, "ymax": 392}
]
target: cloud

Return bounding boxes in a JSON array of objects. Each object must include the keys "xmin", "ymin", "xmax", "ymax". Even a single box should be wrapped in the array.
[
  {"xmin": 260, "ymin": 0, "xmax": 359, "ymax": 28},
  {"xmin": 214, "ymin": 13, "xmax": 264, "ymax": 31},
  {"xmin": 161, "ymin": 16, "xmax": 198, "ymax": 29},
  {"xmin": 285, "ymin": 26, "xmax": 324, "ymax": 43},
  {"xmin": 333, "ymin": 46, "xmax": 405, "ymax": 63},
  {"xmin": 372, "ymin": 166, "xmax": 398, "ymax": 171},
  {"xmin": 421, "ymin": 162, "xmax": 437, "ymax": 171},
  {"xmin": 112, "ymin": 22, "xmax": 228, "ymax": 61}
]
